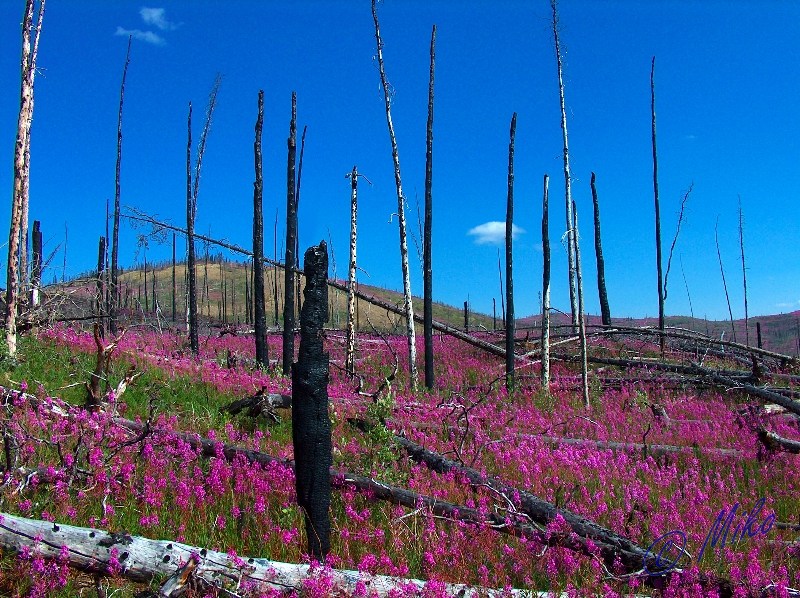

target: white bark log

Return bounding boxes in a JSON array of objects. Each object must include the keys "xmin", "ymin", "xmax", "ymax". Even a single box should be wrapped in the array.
[{"xmin": 0, "ymin": 511, "xmax": 546, "ymax": 597}]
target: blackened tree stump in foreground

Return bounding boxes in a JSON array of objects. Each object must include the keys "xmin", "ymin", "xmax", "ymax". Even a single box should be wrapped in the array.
[{"xmin": 291, "ymin": 241, "xmax": 331, "ymax": 562}]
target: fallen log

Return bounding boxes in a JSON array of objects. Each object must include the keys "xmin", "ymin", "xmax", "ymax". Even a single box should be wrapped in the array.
[
  {"xmin": 0, "ymin": 511, "xmax": 543, "ymax": 597},
  {"xmin": 699, "ymin": 369, "xmax": 800, "ymax": 418}
]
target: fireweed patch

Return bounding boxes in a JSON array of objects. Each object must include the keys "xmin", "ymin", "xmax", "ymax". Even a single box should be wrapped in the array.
[{"xmin": 0, "ymin": 326, "xmax": 794, "ymax": 595}]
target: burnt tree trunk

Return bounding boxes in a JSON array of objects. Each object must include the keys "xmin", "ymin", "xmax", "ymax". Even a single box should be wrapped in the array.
[
  {"xmin": 651, "ymin": 57, "xmax": 666, "ymax": 356},
  {"xmin": 253, "ymin": 93, "xmax": 269, "ymax": 367},
  {"xmin": 757, "ymin": 322, "xmax": 763, "ymax": 350},
  {"xmin": 30, "ymin": 220, "xmax": 41, "ymax": 307},
  {"xmin": 505, "ymin": 113, "xmax": 517, "ymax": 392},
  {"xmin": 291, "ymin": 241, "xmax": 331, "ymax": 563},
  {"xmin": 96, "ymin": 237, "xmax": 106, "ymax": 336},
  {"xmin": 541, "ymin": 174, "xmax": 551, "ymax": 389},
  {"xmin": 572, "ymin": 201, "xmax": 590, "ymax": 408},
  {"xmin": 283, "ymin": 93, "xmax": 298, "ymax": 373},
  {"xmin": 423, "ymin": 24, "xmax": 436, "ymax": 390},
  {"xmin": 295, "ymin": 125, "xmax": 307, "ymax": 320},
  {"xmin": 110, "ymin": 35, "xmax": 131, "ymax": 336},
  {"xmin": 590, "ymin": 172, "xmax": 611, "ymax": 326},
  {"xmin": 186, "ymin": 102, "xmax": 198, "ymax": 351},
  {"xmin": 463, "ymin": 300, "xmax": 469, "ymax": 333},
  {"xmin": 171, "ymin": 232, "xmax": 176, "ymax": 322},
  {"xmin": 345, "ymin": 166, "xmax": 359, "ymax": 377}
]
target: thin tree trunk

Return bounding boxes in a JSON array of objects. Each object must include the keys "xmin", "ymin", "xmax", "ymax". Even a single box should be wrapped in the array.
[
  {"xmin": 651, "ymin": 56, "xmax": 666, "ymax": 356},
  {"xmin": 372, "ymin": 0, "xmax": 418, "ymax": 390},
  {"xmin": 590, "ymin": 172, "xmax": 611, "ymax": 326},
  {"xmin": 715, "ymin": 218, "xmax": 737, "ymax": 342},
  {"xmin": 463, "ymin": 300, "xmax": 469, "ymax": 333},
  {"xmin": 17, "ymin": 0, "xmax": 44, "ymax": 316},
  {"xmin": 423, "ymin": 24, "xmax": 436, "ymax": 390},
  {"xmin": 498, "ymin": 250, "xmax": 505, "ymax": 326},
  {"xmin": 541, "ymin": 174, "xmax": 551, "ymax": 390},
  {"xmin": 253, "ymin": 93, "xmax": 267, "ymax": 366},
  {"xmin": 6, "ymin": 0, "xmax": 43, "ymax": 357},
  {"xmin": 110, "ymin": 35, "xmax": 131, "ymax": 336},
  {"xmin": 30, "ymin": 220, "xmax": 41, "ymax": 307},
  {"xmin": 143, "ymin": 251, "xmax": 149, "ymax": 313},
  {"xmin": 739, "ymin": 197, "xmax": 749, "ymax": 346},
  {"xmin": 345, "ymin": 166, "xmax": 359, "ymax": 377},
  {"xmin": 171, "ymin": 232, "xmax": 176, "ymax": 322},
  {"xmin": 505, "ymin": 113, "xmax": 517, "ymax": 392},
  {"xmin": 572, "ymin": 200, "xmax": 590, "ymax": 408},
  {"xmin": 295, "ymin": 126, "xmax": 307, "ymax": 320},
  {"xmin": 283, "ymin": 93, "xmax": 298, "ymax": 374},
  {"xmin": 274, "ymin": 210, "xmax": 279, "ymax": 326},
  {"xmin": 757, "ymin": 322, "xmax": 762, "ymax": 350},
  {"xmin": 551, "ymin": 0, "xmax": 578, "ymax": 332},
  {"xmin": 96, "ymin": 237, "xmax": 106, "ymax": 336},
  {"xmin": 186, "ymin": 102, "xmax": 196, "ymax": 346}
]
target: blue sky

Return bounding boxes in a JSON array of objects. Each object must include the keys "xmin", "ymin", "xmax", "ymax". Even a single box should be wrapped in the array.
[{"xmin": 1, "ymin": 1, "xmax": 799, "ymax": 321}]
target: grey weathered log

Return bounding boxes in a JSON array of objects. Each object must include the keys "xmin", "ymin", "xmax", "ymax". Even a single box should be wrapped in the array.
[
  {"xmin": 291, "ymin": 241, "xmax": 331, "ymax": 562},
  {"xmin": 0, "ymin": 512, "xmax": 542, "ymax": 597}
]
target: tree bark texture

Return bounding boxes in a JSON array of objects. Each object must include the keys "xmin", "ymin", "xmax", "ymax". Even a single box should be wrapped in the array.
[
  {"xmin": 505, "ymin": 113, "xmax": 517, "ymax": 391},
  {"xmin": 423, "ymin": 24, "xmax": 436, "ymax": 390},
  {"xmin": 96, "ymin": 236, "xmax": 106, "ymax": 336},
  {"xmin": 253, "ymin": 90, "xmax": 268, "ymax": 368},
  {"xmin": 110, "ymin": 35, "xmax": 131, "ymax": 336},
  {"xmin": 541, "ymin": 174, "xmax": 551, "ymax": 389},
  {"xmin": 283, "ymin": 92, "xmax": 298, "ymax": 373},
  {"xmin": 30, "ymin": 219, "xmax": 41, "ymax": 307},
  {"xmin": 291, "ymin": 241, "xmax": 331, "ymax": 562},
  {"xmin": 345, "ymin": 166, "xmax": 359, "ymax": 377},
  {"xmin": 590, "ymin": 172, "xmax": 611, "ymax": 326},
  {"xmin": 372, "ymin": 0, "xmax": 418, "ymax": 390},
  {"xmin": 551, "ymin": 0, "xmax": 578, "ymax": 332},
  {"xmin": 571, "ymin": 201, "xmax": 590, "ymax": 408},
  {"xmin": 6, "ymin": 0, "xmax": 41, "ymax": 357},
  {"xmin": 651, "ymin": 57, "xmax": 666, "ymax": 356}
]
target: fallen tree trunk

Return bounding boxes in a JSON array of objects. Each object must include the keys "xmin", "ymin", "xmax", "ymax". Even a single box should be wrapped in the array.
[
  {"xmin": 123, "ymin": 210, "xmax": 515, "ymax": 362},
  {"xmin": 0, "ymin": 511, "xmax": 544, "ymax": 597}
]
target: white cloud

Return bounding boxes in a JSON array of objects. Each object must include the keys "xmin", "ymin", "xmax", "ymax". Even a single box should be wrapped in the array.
[
  {"xmin": 140, "ymin": 7, "xmax": 179, "ymax": 31},
  {"xmin": 467, "ymin": 221, "xmax": 525, "ymax": 245},
  {"xmin": 115, "ymin": 26, "xmax": 165, "ymax": 46},
  {"xmin": 776, "ymin": 300, "xmax": 800, "ymax": 310}
]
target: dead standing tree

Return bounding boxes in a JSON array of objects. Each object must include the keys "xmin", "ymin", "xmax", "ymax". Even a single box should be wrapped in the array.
[
  {"xmin": 345, "ymin": 166, "xmax": 362, "ymax": 377},
  {"xmin": 6, "ymin": 0, "xmax": 45, "ymax": 358},
  {"xmin": 590, "ymin": 172, "xmax": 611, "ymax": 326},
  {"xmin": 423, "ymin": 24, "xmax": 436, "ymax": 390},
  {"xmin": 541, "ymin": 174, "xmax": 551, "ymax": 389},
  {"xmin": 739, "ymin": 197, "xmax": 750, "ymax": 346},
  {"xmin": 651, "ymin": 56, "xmax": 666, "ymax": 356},
  {"xmin": 505, "ymin": 113, "xmax": 517, "ymax": 392},
  {"xmin": 109, "ymin": 36, "xmax": 131, "ymax": 336},
  {"xmin": 187, "ymin": 75, "xmax": 222, "ymax": 354},
  {"xmin": 30, "ymin": 220, "xmax": 42, "ymax": 307},
  {"xmin": 372, "ymin": 0, "xmax": 419, "ymax": 390},
  {"xmin": 253, "ymin": 90, "xmax": 268, "ymax": 368},
  {"xmin": 551, "ymin": 0, "xmax": 579, "ymax": 332},
  {"xmin": 571, "ymin": 201, "xmax": 590, "ymax": 408},
  {"xmin": 283, "ymin": 92, "xmax": 298, "ymax": 374},
  {"xmin": 292, "ymin": 241, "xmax": 332, "ymax": 562}
]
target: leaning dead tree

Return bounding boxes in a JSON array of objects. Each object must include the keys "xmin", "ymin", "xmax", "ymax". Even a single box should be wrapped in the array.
[
  {"xmin": 253, "ymin": 90, "xmax": 268, "ymax": 368},
  {"xmin": 590, "ymin": 172, "xmax": 611, "ymax": 326},
  {"xmin": 541, "ymin": 175, "xmax": 551, "ymax": 389},
  {"xmin": 505, "ymin": 113, "xmax": 517, "ymax": 392},
  {"xmin": 6, "ymin": 0, "xmax": 45, "ymax": 358},
  {"xmin": 651, "ymin": 56, "xmax": 666, "ymax": 356},
  {"xmin": 292, "ymin": 241, "xmax": 332, "ymax": 562},
  {"xmin": 187, "ymin": 75, "xmax": 221, "ymax": 354},
  {"xmin": 551, "ymin": 0, "xmax": 578, "ymax": 332},
  {"xmin": 109, "ymin": 35, "xmax": 131, "ymax": 336},
  {"xmin": 423, "ymin": 24, "xmax": 436, "ymax": 390},
  {"xmin": 345, "ymin": 166, "xmax": 360, "ymax": 377},
  {"xmin": 715, "ymin": 217, "xmax": 737, "ymax": 342},
  {"xmin": 283, "ymin": 92, "xmax": 298, "ymax": 374},
  {"xmin": 739, "ymin": 197, "xmax": 750, "ymax": 346},
  {"xmin": 571, "ymin": 201, "xmax": 590, "ymax": 408},
  {"xmin": 372, "ymin": 0, "xmax": 418, "ymax": 390}
]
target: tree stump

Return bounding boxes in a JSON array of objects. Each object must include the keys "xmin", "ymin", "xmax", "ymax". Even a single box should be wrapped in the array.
[{"xmin": 291, "ymin": 241, "xmax": 331, "ymax": 562}]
